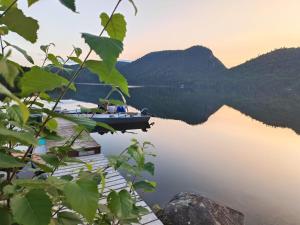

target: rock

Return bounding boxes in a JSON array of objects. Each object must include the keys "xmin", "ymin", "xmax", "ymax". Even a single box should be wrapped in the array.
[{"xmin": 156, "ymin": 192, "xmax": 244, "ymax": 225}]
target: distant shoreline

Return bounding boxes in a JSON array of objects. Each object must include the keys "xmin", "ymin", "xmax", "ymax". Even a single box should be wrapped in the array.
[{"xmin": 75, "ymin": 83, "xmax": 175, "ymax": 88}]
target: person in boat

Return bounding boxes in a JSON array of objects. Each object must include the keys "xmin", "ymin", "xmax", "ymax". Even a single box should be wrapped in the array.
[
  {"xmin": 98, "ymin": 100, "xmax": 127, "ymax": 114},
  {"xmin": 98, "ymin": 101, "xmax": 109, "ymax": 112}
]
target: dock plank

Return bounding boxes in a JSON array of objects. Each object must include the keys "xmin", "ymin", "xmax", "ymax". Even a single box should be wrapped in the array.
[
  {"xmin": 53, "ymin": 152, "xmax": 162, "ymax": 224},
  {"xmin": 47, "ymin": 119, "xmax": 101, "ymax": 156},
  {"xmin": 49, "ymin": 118, "xmax": 162, "ymax": 224}
]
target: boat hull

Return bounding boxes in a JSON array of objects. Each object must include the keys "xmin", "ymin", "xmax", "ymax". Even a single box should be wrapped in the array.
[{"xmin": 69, "ymin": 113, "xmax": 151, "ymax": 134}]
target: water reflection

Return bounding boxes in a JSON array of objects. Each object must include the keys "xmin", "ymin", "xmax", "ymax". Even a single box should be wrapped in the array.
[
  {"xmin": 63, "ymin": 85, "xmax": 300, "ymax": 225},
  {"xmin": 94, "ymin": 106, "xmax": 300, "ymax": 225},
  {"xmin": 91, "ymin": 106, "xmax": 300, "ymax": 225},
  {"xmin": 64, "ymin": 84, "xmax": 300, "ymax": 134}
]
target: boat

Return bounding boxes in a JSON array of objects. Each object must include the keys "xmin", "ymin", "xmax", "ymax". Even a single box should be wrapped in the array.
[
  {"xmin": 76, "ymin": 111, "xmax": 151, "ymax": 134},
  {"xmin": 53, "ymin": 100, "xmax": 152, "ymax": 134}
]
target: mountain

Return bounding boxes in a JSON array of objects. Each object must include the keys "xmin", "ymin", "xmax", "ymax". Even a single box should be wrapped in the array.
[
  {"xmin": 225, "ymin": 48, "xmax": 300, "ymax": 96},
  {"xmin": 59, "ymin": 46, "xmax": 300, "ymax": 134},
  {"xmin": 119, "ymin": 46, "xmax": 226, "ymax": 86}
]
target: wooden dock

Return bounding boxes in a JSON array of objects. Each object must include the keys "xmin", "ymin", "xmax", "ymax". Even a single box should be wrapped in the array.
[
  {"xmin": 48, "ymin": 119, "xmax": 163, "ymax": 225},
  {"xmin": 47, "ymin": 118, "xmax": 101, "ymax": 157}
]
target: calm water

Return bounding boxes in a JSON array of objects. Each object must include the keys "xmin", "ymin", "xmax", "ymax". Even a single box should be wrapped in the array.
[
  {"xmin": 91, "ymin": 106, "xmax": 300, "ymax": 225},
  {"xmin": 63, "ymin": 85, "xmax": 300, "ymax": 225}
]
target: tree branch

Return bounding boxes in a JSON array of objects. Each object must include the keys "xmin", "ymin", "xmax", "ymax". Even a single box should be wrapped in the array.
[
  {"xmin": 8, "ymin": 0, "xmax": 124, "ymax": 181},
  {"xmin": 0, "ymin": 0, "xmax": 17, "ymax": 17}
]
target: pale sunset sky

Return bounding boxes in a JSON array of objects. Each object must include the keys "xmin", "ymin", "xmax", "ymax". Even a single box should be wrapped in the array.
[{"xmin": 8, "ymin": 0, "xmax": 300, "ymax": 67}]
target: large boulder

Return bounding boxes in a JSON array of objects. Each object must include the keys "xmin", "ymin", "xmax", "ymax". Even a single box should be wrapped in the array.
[{"xmin": 156, "ymin": 192, "xmax": 244, "ymax": 225}]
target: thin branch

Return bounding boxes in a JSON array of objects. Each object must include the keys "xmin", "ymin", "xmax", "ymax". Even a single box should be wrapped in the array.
[
  {"xmin": 50, "ymin": 0, "xmax": 123, "ymax": 113},
  {"xmin": 8, "ymin": 0, "xmax": 124, "ymax": 182},
  {"xmin": 0, "ymin": 0, "xmax": 17, "ymax": 17},
  {"xmin": 52, "ymin": 205, "xmax": 65, "ymax": 217},
  {"xmin": 28, "ymin": 48, "xmax": 76, "ymax": 108},
  {"xmin": 61, "ymin": 49, "xmax": 75, "ymax": 67},
  {"xmin": 0, "ymin": 36, "xmax": 4, "ymax": 55}
]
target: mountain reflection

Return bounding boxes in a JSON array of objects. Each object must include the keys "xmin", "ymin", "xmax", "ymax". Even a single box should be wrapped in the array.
[{"xmin": 63, "ymin": 84, "xmax": 300, "ymax": 134}]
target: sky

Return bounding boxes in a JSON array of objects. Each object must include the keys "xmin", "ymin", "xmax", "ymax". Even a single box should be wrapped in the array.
[{"xmin": 7, "ymin": 0, "xmax": 300, "ymax": 68}]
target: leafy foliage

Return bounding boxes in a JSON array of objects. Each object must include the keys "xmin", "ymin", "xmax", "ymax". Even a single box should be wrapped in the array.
[
  {"xmin": 0, "ymin": 7, "xmax": 39, "ymax": 43},
  {"xmin": 11, "ymin": 189, "xmax": 52, "ymax": 225},
  {"xmin": 100, "ymin": 13, "xmax": 127, "ymax": 42},
  {"xmin": 0, "ymin": 152, "xmax": 24, "ymax": 168},
  {"xmin": 64, "ymin": 177, "xmax": 99, "ymax": 222},
  {"xmin": 107, "ymin": 190, "xmax": 134, "ymax": 219},
  {"xmin": 85, "ymin": 60, "xmax": 129, "ymax": 96},
  {"xmin": 59, "ymin": 0, "xmax": 76, "ymax": 12},
  {"xmin": 82, "ymin": 33, "xmax": 123, "ymax": 71},
  {"xmin": 4, "ymin": 41, "xmax": 34, "ymax": 64},
  {"xmin": 27, "ymin": 0, "xmax": 40, "ymax": 7},
  {"xmin": 0, "ymin": 56, "xmax": 20, "ymax": 87},
  {"xmin": 0, "ymin": 1, "xmax": 157, "ymax": 225},
  {"xmin": 0, "ymin": 128, "xmax": 37, "ymax": 145},
  {"xmin": 57, "ymin": 211, "xmax": 82, "ymax": 225},
  {"xmin": 20, "ymin": 66, "xmax": 75, "ymax": 95}
]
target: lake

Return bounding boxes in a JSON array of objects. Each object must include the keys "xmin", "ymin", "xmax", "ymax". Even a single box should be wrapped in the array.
[{"xmin": 64, "ymin": 85, "xmax": 300, "ymax": 225}]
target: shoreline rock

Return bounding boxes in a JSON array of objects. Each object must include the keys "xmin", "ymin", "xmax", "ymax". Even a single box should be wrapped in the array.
[{"xmin": 156, "ymin": 192, "xmax": 244, "ymax": 225}]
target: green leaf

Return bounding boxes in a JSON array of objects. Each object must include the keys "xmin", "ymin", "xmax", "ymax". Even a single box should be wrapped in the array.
[
  {"xmin": 85, "ymin": 60, "xmax": 129, "ymax": 96},
  {"xmin": 0, "ymin": 152, "xmax": 24, "ymax": 168},
  {"xmin": 27, "ymin": 0, "xmax": 39, "ymax": 6},
  {"xmin": 47, "ymin": 176, "xmax": 67, "ymax": 191},
  {"xmin": 64, "ymin": 178, "xmax": 99, "ymax": 223},
  {"xmin": 0, "ymin": 7, "xmax": 39, "ymax": 43},
  {"xmin": 144, "ymin": 162, "xmax": 155, "ymax": 175},
  {"xmin": 0, "ymin": 207, "xmax": 12, "ymax": 225},
  {"xmin": 0, "ymin": 83, "xmax": 29, "ymax": 122},
  {"xmin": 128, "ymin": 0, "xmax": 138, "ymax": 15},
  {"xmin": 57, "ymin": 211, "xmax": 82, "ymax": 225},
  {"xmin": 41, "ymin": 154, "xmax": 61, "ymax": 168},
  {"xmin": 0, "ymin": 25, "xmax": 9, "ymax": 35},
  {"xmin": 40, "ymin": 43, "xmax": 55, "ymax": 53},
  {"xmin": 47, "ymin": 53, "xmax": 61, "ymax": 67},
  {"xmin": 0, "ymin": 58, "xmax": 19, "ymax": 87},
  {"xmin": 128, "ymin": 145, "xmax": 144, "ymax": 168},
  {"xmin": 7, "ymin": 104, "xmax": 23, "ymax": 124},
  {"xmin": 82, "ymin": 33, "xmax": 123, "ymax": 70},
  {"xmin": 60, "ymin": 174, "xmax": 73, "ymax": 181},
  {"xmin": 3, "ymin": 184, "xmax": 17, "ymax": 195},
  {"xmin": 39, "ymin": 92, "xmax": 52, "ymax": 101},
  {"xmin": 43, "ymin": 109, "xmax": 96, "ymax": 131},
  {"xmin": 132, "ymin": 205, "xmax": 149, "ymax": 216},
  {"xmin": 20, "ymin": 66, "xmax": 75, "ymax": 96},
  {"xmin": 59, "ymin": 0, "xmax": 76, "ymax": 12},
  {"xmin": 4, "ymin": 41, "xmax": 34, "ymax": 64},
  {"xmin": 45, "ymin": 118, "xmax": 58, "ymax": 132},
  {"xmin": 68, "ymin": 56, "xmax": 82, "ymax": 65},
  {"xmin": 73, "ymin": 46, "xmax": 82, "ymax": 57},
  {"xmin": 3, "ymin": 41, "xmax": 33, "ymax": 64},
  {"xmin": 0, "ymin": 128, "xmax": 37, "ymax": 145},
  {"xmin": 107, "ymin": 190, "xmax": 133, "ymax": 219},
  {"xmin": 31, "ymin": 161, "xmax": 54, "ymax": 173},
  {"xmin": 13, "ymin": 179, "xmax": 48, "ymax": 189},
  {"xmin": 0, "ymin": 0, "xmax": 18, "ymax": 8},
  {"xmin": 11, "ymin": 189, "xmax": 52, "ymax": 225},
  {"xmin": 100, "ymin": 13, "xmax": 127, "ymax": 42},
  {"xmin": 19, "ymin": 103, "xmax": 30, "ymax": 124},
  {"xmin": 133, "ymin": 180, "xmax": 156, "ymax": 192}
]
